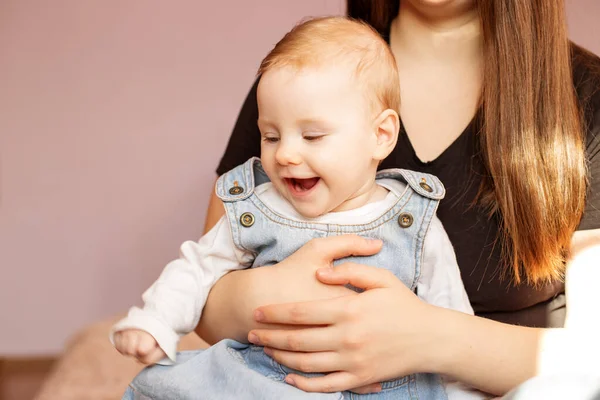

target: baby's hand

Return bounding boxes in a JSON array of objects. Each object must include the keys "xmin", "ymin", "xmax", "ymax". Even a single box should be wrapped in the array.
[{"xmin": 113, "ymin": 329, "xmax": 167, "ymax": 364}]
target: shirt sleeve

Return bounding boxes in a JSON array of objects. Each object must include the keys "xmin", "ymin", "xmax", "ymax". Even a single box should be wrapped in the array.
[
  {"xmin": 537, "ymin": 242, "xmax": 600, "ymax": 375},
  {"xmin": 110, "ymin": 216, "xmax": 253, "ymax": 364},
  {"xmin": 417, "ymin": 215, "xmax": 473, "ymax": 315},
  {"xmin": 216, "ymin": 78, "xmax": 262, "ymax": 176}
]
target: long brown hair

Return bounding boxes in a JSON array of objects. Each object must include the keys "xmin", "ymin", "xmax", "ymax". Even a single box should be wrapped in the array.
[{"xmin": 348, "ymin": 0, "xmax": 587, "ymax": 285}]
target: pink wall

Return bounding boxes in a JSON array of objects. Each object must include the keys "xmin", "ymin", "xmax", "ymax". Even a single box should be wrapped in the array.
[
  {"xmin": 567, "ymin": 0, "xmax": 600, "ymax": 54},
  {"xmin": 0, "ymin": 0, "xmax": 344, "ymax": 355},
  {"xmin": 0, "ymin": 0, "xmax": 598, "ymax": 355}
]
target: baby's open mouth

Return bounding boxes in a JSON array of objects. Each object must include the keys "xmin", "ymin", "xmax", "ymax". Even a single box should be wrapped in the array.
[{"xmin": 285, "ymin": 177, "xmax": 320, "ymax": 192}]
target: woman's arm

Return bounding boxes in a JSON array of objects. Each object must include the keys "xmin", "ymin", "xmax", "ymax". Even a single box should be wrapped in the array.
[
  {"xmin": 248, "ymin": 229, "xmax": 600, "ymax": 396},
  {"xmin": 202, "ymin": 180, "xmax": 225, "ymax": 234},
  {"xmin": 248, "ymin": 265, "xmax": 539, "ymax": 395},
  {"xmin": 195, "ymin": 267, "xmax": 268, "ymax": 344},
  {"xmin": 195, "ymin": 232, "xmax": 382, "ymax": 344},
  {"xmin": 429, "ymin": 306, "xmax": 541, "ymax": 394}
]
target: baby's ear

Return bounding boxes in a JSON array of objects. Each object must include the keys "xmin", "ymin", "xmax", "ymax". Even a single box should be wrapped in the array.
[{"xmin": 372, "ymin": 109, "xmax": 400, "ymax": 161}]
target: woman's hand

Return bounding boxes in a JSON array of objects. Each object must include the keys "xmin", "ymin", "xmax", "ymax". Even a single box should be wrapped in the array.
[
  {"xmin": 197, "ymin": 235, "xmax": 387, "ymax": 394},
  {"xmin": 196, "ymin": 235, "xmax": 383, "ymax": 343},
  {"xmin": 247, "ymin": 263, "xmax": 445, "ymax": 393}
]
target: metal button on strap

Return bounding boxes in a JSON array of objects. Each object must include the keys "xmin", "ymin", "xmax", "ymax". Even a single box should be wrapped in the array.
[
  {"xmin": 229, "ymin": 186, "xmax": 244, "ymax": 195},
  {"xmin": 419, "ymin": 178, "xmax": 433, "ymax": 193},
  {"xmin": 240, "ymin": 212, "xmax": 255, "ymax": 227},
  {"xmin": 398, "ymin": 213, "xmax": 413, "ymax": 228},
  {"xmin": 229, "ymin": 180, "xmax": 244, "ymax": 195}
]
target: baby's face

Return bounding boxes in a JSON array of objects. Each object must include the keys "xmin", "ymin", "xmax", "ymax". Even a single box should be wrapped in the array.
[{"xmin": 257, "ymin": 66, "xmax": 380, "ymax": 218}]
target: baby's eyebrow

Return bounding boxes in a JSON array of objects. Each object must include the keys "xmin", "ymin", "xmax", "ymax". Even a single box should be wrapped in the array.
[
  {"xmin": 257, "ymin": 118, "xmax": 276, "ymax": 128},
  {"xmin": 297, "ymin": 118, "xmax": 333, "ymax": 129},
  {"xmin": 298, "ymin": 117, "xmax": 323, "ymax": 125}
]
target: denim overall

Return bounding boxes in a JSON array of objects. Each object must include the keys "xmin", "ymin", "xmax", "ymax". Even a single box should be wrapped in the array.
[{"xmin": 124, "ymin": 157, "xmax": 448, "ymax": 400}]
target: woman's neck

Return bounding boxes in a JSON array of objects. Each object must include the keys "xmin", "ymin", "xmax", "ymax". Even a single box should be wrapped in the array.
[{"xmin": 391, "ymin": 0, "xmax": 481, "ymax": 63}]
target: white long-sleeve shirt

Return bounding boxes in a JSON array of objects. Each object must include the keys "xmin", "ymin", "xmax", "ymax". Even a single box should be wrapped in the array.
[{"xmin": 111, "ymin": 179, "xmax": 473, "ymax": 362}]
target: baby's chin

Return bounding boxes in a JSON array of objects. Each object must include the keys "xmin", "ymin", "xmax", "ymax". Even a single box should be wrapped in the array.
[
  {"xmin": 292, "ymin": 202, "xmax": 343, "ymax": 220},
  {"xmin": 293, "ymin": 205, "xmax": 327, "ymax": 219}
]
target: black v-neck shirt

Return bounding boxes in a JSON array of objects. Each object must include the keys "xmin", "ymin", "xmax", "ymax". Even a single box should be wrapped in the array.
[{"xmin": 216, "ymin": 44, "xmax": 600, "ymax": 328}]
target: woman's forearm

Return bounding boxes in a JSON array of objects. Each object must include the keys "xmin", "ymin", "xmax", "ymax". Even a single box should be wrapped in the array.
[
  {"xmin": 431, "ymin": 232, "xmax": 600, "ymax": 394},
  {"xmin": 431, "ymin": 307, "xmax": 541, "ymax": 395},
  {"xmin": 195, "ymin": 268, "xmax": 263, "ymax": 344},
  {"xmin": 196, "ymin": 238, "xmax": 359, "ymax": 344}
]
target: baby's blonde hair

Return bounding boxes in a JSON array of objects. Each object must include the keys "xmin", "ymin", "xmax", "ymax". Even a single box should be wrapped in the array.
[{"xmin": 258, "ymin": 16, "xmax": 400, "ymax": 115}]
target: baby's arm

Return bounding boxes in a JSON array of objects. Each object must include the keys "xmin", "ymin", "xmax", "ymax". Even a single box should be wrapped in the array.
[{"xmin": 111, "ymin": 216, "xmax": 252, "ymax": 364}]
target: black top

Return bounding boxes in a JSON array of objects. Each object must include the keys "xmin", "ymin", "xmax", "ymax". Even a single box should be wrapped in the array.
[{"xmin": 216, "ymin": 44, "xmax": 600, "ymax": 328}]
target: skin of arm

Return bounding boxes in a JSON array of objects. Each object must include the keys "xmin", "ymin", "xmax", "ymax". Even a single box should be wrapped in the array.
[
  {"xmin": 436, "ymin": 229, "xmax": 600, "ymax": 393},
  {"xmin": 202, "ymin": 182, "xmax": 226, "ymax": 234}
]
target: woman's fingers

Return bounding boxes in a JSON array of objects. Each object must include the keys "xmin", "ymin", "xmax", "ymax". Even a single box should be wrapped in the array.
[
  {"xmin": 254, "ymin": 295, "xmax": 350, "ymax": 325},
  {"xmin": 317, "ymin": 262, "xmax": 400, "ymax": 290},
  {"xmin": 265, "ymin": 349, "xmax": 341, "ymax": 373},
  {"xmin": 286, "ymin": 371, "xmax": 360, "ymax": 393},
  {"xmin": 302, "ymin": 235, "xmax": 382, "ymax": 263},
  {"xmin": 249, "ymin": 326, "xmax": 336, "ymax": 352}
]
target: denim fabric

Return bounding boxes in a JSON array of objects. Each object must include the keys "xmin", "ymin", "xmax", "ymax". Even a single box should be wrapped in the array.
[
  {"xmin": 124, "ymin": 157, "xmax": 448, "ymax": 400},
  {"xmin": 124, "ymin": 341, "xmax": 447, "ymax": 400},
  {"xmin": 217, "ymin": 158, "xmax": 445, "ymax": 290}
]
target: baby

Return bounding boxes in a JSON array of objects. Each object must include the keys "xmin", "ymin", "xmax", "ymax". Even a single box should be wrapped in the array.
[{"xmin": 112, "ymin": 16, "xmax": 482, "ymax": 400}]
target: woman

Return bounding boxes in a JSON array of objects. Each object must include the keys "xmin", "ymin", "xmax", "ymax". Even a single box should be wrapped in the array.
[{"xmin": 196, "ymin": 0, "xmax": 600, "ymax": 396}]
